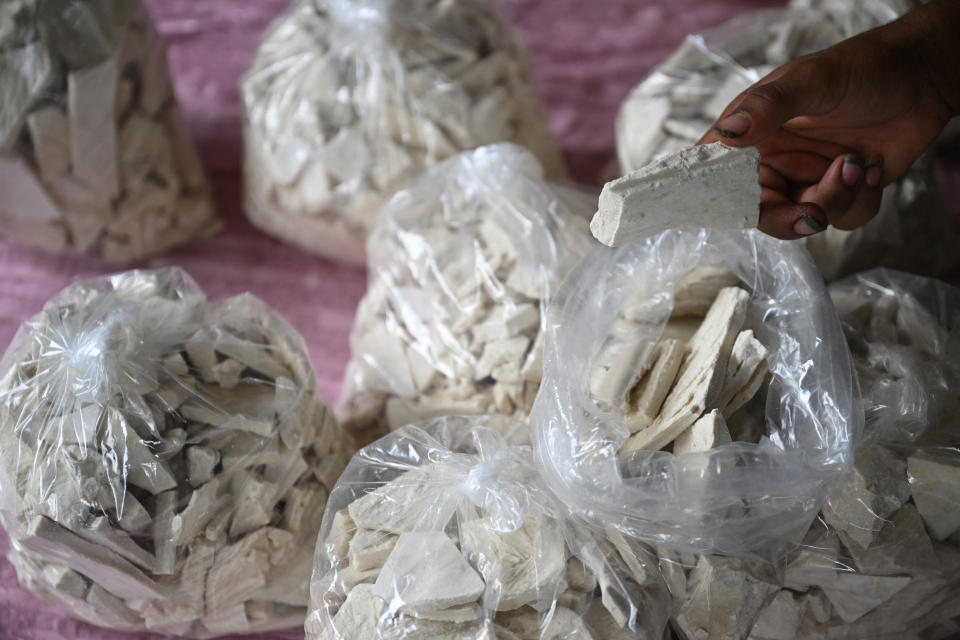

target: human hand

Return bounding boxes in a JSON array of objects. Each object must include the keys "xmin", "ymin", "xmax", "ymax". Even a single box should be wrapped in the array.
[{"xmin": 699, "ymin": 1, "xmax": 960, "ymax": 239}]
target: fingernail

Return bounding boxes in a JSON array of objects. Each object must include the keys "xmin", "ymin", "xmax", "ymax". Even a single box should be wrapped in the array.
[
  {"xmin": 713, "ymin": 112, "xmax": 751, "ymax": 138},
  {"xmin": 865, "ymin": 166, "xmax": 882, "ymax": 188},
  {"xmin": 794, "ymin": 215, "xmax": 826, "ymax": 236},
  {"xmin": 841, "ymin": 155, "xmax": 864, "ymax": 187}
]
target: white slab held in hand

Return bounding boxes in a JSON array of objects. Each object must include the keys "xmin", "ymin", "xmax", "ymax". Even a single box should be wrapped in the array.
[{"xmin": 591, "ymin": 142, "xmax": 761, "ymax": 247}]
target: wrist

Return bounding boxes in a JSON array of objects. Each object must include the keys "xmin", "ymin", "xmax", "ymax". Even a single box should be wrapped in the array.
[{"xmin": 898, "ymin": 0, "xmax": 960, "ymax": 118}]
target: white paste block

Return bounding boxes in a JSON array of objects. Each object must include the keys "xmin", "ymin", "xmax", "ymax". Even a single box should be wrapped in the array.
[
  {"xmin": 373, "ymin": 531, "xmax": 483, "ymax": 612},
  {"xmin": 820, "ymin": 572, "xmax": 911, "ymax": 624},
  {"xmin": 591, "ymin": 142, "xmax": 761, "ymax": 247},
  {"xmin": 673, "ymin": 409, "xmax": 732, "ymax": 455},
  {"xmin": 68, "ymin": 56, "xmax": 119, "ymax": 198},
  {"xmin": 0, "ymin": 156, "xmax": 63, "ymax": 223},
  {"xmin": 908, "ymin": 451, "xmax": 960, "ymax": 540}
]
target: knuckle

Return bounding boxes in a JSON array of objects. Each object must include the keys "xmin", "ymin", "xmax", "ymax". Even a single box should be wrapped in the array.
[{"xmin": 745, "ymin": 82, "xmax": 786, "ymax": 107}]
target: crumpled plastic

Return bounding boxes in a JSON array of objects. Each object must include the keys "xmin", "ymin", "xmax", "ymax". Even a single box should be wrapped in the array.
[
  {"xmin": 336, "ymin": 143, "xmax": 594, "ymax": 443},
  {"xmin": 714, "ymin": 268, "xmax": 960, "ymax": 639},
  {"xmin": 830, "ymin": 268, "xmax": 960, "ymax": 446},
  {"xmin": 531, "ymin": 229, "xmax": 860, "ymax": 560},
  {"xmin": 0, "ymin": 268, "xmax": 354, "ymax": 637},
  {"xmin": 240, "ymin": 0, "xmax": 565, "ymax": 264},
  {"xmin": 306, "ymin": 415, "xmax": 673, "ymax": 640},
  {"xmin": 614, "ymin": 2, "xmax": 958, "ymax": 281},
  {"xmin": 0, "ymin": 0, "xmax": 218, "ymax": 262}
]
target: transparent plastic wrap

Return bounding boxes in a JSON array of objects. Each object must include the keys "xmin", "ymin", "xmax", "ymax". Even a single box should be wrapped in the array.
[
  {"xmin": 0, "ymin": 0, "xmax": 218, "ymax": 262},
  {"xmin": 0, "ymin": 268, "xmax": 354, "ymax": 637},
  {"xmin": 614, "ymin": 4, "xmax": 958, "ymax": 281},
  {"xmin": 829, "ymin": 268, "xmax": 960, "ymax": 445},
  {"xmin": 306, "ymin": 415, "xmax": 675, "ymax": 640},
  {"xmin": 736, "ymin": 269, "xmax": 960, "ymax": 639},
  {"xmin": 530, "ymin": 229, "xmax": 860, "ymax": 559},
  {"xmin": 240, "ymin": 0, "xmax": 565, "ymax": 265},
  {"xmin": 337, "ymin": 143, "xmax": 594, "ymax": 442}
]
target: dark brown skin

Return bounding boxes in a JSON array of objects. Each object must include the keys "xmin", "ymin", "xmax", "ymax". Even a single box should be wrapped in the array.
[{"xmin": 698, "ymin": 0, "xmax": 960, "ymax": 240}]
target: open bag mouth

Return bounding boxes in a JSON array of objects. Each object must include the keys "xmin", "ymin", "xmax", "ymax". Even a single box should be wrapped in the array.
[{"xmin": 531, "ymin": 228, "xmax": 861, "ymax": 559}]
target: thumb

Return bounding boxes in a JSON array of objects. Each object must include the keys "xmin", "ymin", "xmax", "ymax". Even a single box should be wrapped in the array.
[{"xmin": 700, "ymin": 60, "xmax": 832, "ymax": 147}]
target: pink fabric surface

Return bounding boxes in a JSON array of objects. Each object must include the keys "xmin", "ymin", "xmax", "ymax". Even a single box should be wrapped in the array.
[{"xmin": 0, "ymin": 0, "xmax": 918, "ymax": 638}]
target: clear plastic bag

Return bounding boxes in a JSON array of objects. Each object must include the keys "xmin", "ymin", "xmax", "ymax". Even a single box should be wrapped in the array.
[
  {"xmin": 738, "ymin": 269, "xmax": 960, "ymax": 638},
  {"xmin": 614, "ymin": 4, "xmax": 958, "ymax": 281},
  {"xmin": 829, "ymin": 268, "xmax": 960, "ymax": 445},
  {"xmin": 336, "ymin": 143, "xmax": 593, "ymax": 442},
  {"xmin": 306, "ymin": 415, "xmax": 674, "ymax": 640},
  {"xmin": 530, "ymin": 229, "xmax": 860, "ymax": 560},
  {"xmin": 240, "ymin": 0, "xmax": 565, "ymax": 265},
  {"xmin": 0, "ymin": 0, "xmax": 218, "ymax": 262},
  {"xmin": 0, "ymin": 268, "xmax": 354, "ymax": 637}
]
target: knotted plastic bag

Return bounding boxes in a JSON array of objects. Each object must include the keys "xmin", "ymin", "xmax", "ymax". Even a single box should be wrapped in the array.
[
  {"xmin": 614, "ymin": 4, "xmax": 957, "ymax": 281},
  {"xmin": 531, "ymin": 229, "xmax": 859, "ymax": 560},
  {"xmin": 0, "ymin": 268, "xmax": 354, "ymax": 637},
  {"xmin": 240, "ymin": 0, "xmax": 565, "ymax": 264},
  {"xmin": 337, "ymin": 143, "xmax": 593, "ymax": 442},
  {"xmin": 0, "ymin": 0, "xmax": 218, "ymax": 261},
  {"xmin": 306, "ymin": 415, "xmax": 674, "ymax": 640}
]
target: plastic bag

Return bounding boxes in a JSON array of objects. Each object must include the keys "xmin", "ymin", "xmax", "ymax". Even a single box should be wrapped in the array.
[
  {"xmin": 306, "ymin": 415, "xmax": 674, "ymax": 640},
  {"xmin": 240, "ymin": 0, "xmax": 565, "ymax": 265},
  {"xmin": 0, "ymin": 0, "xmax": 218, "ymax": 262},
  {"xmin": 738, "ymin": 269, "xmax": 960, "ymax": 638},
  {"xmin": 336, "ymin": 143, "xmax": 594, "ymax": 442},
  {"xmin": 0, "ymin": 268, "xmax": 354, "ymax": 637},
  {"xmin": 829, "ymin": 268, "xmax": 960, "ymax": 445},
  {"xmin": 530, "ymin": 229, "xmax": 859, "ymax": 560},
  {"xmin": 614, "ymin": 5, "xmax": 958, "ymax": 281}
]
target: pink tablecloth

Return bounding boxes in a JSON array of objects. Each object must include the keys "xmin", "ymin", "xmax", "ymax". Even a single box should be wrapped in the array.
[{"xmin": 5, "ymin": 0, "xmax": 910, "ymax": 637}]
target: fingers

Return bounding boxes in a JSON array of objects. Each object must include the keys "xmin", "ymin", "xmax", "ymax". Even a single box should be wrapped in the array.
[
  {"xmin": 761, "ymin": 150, "xmax": 832, "ymax": 185},
  {"xmin": 796, "ymin": 154, "xmax": 884, "ymax": 230},
  {"xmin": 758, "ymin": 153, "xmax": 885, "ymax": 239},
  {"xmin": 700, "ymin": 58, "xmax": 839, "ymax": 148},
  {"xmin": 756, "ymin": 191, "xmax": 828, "ymax": 240}
]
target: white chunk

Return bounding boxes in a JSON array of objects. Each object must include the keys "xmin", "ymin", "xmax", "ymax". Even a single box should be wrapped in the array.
[
  {"xmin": 716, "ymin": 329, "xmax": 769, "ymax": 413},
  {"xmin": 616, "ymin": 94, "xmax": 671, "ymax": 171},
  {"xmin": 623, "ymin": 287, "xmax": 748, "ymax": 452},
  {"xmin": 347, "ymin": 467, "xmax": 443, "ymax": 534},
  {"xmin": 354, "ymin": 325, "xmax": 417, "ymax": 399},
  {"xmin": 76, "ymin": 516, "xmax": 156, "ymax": 572},
  {"xmin": 186, "ymin": 446, "xmax": 219, "ymax": 487},
  {"xmin": 460, "ymin": 517, "xmax": 566, "ymax": 611},
  {"xmin": 672, "ymin": 266, "xmax": 740, "ymax": 318},
  {"xmin": 627, "ymin": 338, "xmax": 685, "ymax": 432},
  {"xmin": 908, "ymin": 451, "xmax": 960, "ymax": 540},
  {"xmin": 590, "ymin": 339, "xmax": 658, "ymax": 410},
  {"xmin": 673, "ymin": 409, "xmax": 732, "ymax": 454},
  {"xmin": 68, "ymin": 56, "xmax": 119, "ymax": 199},
  {"xmin": 822, "ymin": 443, "xmax": 911, "ymax": 548},
  {"xmin": 348, "ymin": 530, "xmax": 397, "ymax": 572},
  {"xmin": 820, "ymin": 573, "xmax": 911, "ymax": 623},
  {"xmin": 152, "ymin": 490, "xmax": 180, "ymax": 575},
  {"xmin": 27, "ymin": 106, "xmax": 72, "ymax": 181},
  {"xmin": 41, "ymin": 563, "xmax": 88, "ymax": 600},
  {"xmin": 591, "ymin": 143, "xmax": 761, "ymax": 247},
  {"xmin": 0, "ymin": 156, "xmax": 63, "ymax": 223},
  {"xmin": 21, "ymin": 516, "xmax": 166, "ymax": 601},
  {"xmin": 329, "ymin": 583, "xmax": 386, "ymax": 639},
  {"xmin": 674, "ymin": 555, "xmax": 778, "ymax": 640},
  {"xmin": 373, "ymin": 531, "xmax": 484, "ymax": 612},
  {"xmin": 229, "ymin": 477, "xmax": 278, "ymax": 537},
  {"xmin": 86, "ymin": 583, "xmax": 141, "ymax": 627}
]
